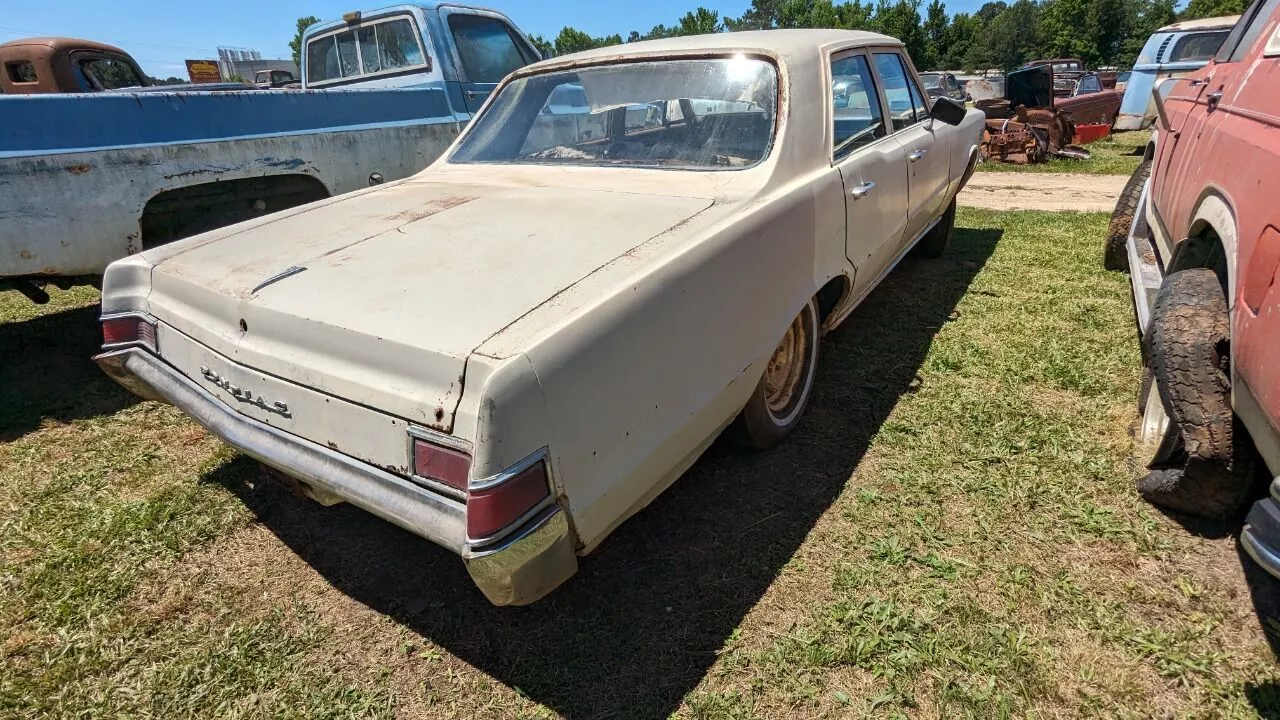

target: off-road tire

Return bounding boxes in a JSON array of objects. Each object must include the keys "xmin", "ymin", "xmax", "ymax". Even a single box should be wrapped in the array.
[
  {"xmin": 915, "ymin": 198, "xmax": 957, "ymax": 259},
  {"xmin": 1136, "ymin": 268, "xmax": 1254, "ymax": 518},
  {"xmin": 734, "ymin": 298, "xmax": 820, "ymax": 449},
  {"xmin": 1103, "ymin": 158, "xmax": 1151, "ymax": 272}
]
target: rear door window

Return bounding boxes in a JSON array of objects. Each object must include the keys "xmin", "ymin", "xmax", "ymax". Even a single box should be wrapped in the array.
[
  {"xmin": 831, "ymin": 53, "xmax": 886, "ymax": 159},
  {"xmin": 447, "ymin": 14, "xmax": 531, "ymax": 83}
]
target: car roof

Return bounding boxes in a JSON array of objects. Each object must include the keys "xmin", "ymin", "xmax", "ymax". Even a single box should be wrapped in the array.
[
  {"xmin": 523, "ymin": 29, "xmax": 902, "ymax": 74},
  {"xmin": 1156, "ymin": 14, "xmax": 1240, "ymax": 32},
  {"xmin": 0, "ymin": 36, "xmax": 131, "ymax": 55}
]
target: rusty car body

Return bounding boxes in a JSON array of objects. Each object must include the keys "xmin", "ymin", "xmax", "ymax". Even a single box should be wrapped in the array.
[
  {"xmin": 93, "ymin": 30, "xmax": 984, "ymax": 605},
  {"xmin": 0, "ymin": 2, "xmax": 539, "ymax": 303},
  {"xmin": 1115, "ymin": 0, "xmax": 1280, "ymax": 576},
  {"xmin": 0, "ymin": 37, "xmax": 150, "ymax": 94}
]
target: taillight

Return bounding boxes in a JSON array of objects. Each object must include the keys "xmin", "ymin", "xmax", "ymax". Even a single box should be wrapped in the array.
[
  {"xmin": 411, "ymin": 438, "xmax": 471, "ymax": 492},
  {"xmin": 466, "ymin": 458, "xmax": 551, "ymax": 541},
  {"xmin": 101, "ymin": 314, "xmax": 157, "ymax": 352}
]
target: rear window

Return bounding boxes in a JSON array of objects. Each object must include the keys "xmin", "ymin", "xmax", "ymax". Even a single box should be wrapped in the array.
[
  {"xmin": 1168, "ymin": 30, "xmax": 1231, "ymax": 62},
  {"xmin": 306, "ymin": 15, "xmax": 426, "ymax": 85},
  {"xmin": 447, "ymin": 14, "xmax": 531, "ymax": 83},
  {"xmin": 6, "ymin": 61, "xmax": 37, "ymax": 84}
]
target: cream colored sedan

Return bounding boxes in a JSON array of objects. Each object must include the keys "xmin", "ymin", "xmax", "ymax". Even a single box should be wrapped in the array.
[{"xmin": 95, "ymin": 30, "xmax": 984, "ymax": 605}]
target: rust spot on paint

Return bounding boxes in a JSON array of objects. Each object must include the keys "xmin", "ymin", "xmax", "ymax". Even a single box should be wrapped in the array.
[
  {"xmin": 434, "ymin": 407, "xmax": 445, "ymax": 421},
  {"xmin": 19, "ymin": 250, "xmax": 32, "ymax": 260},
  {"xmin": 384, "ymin": 195, "xmax": 477, "ymax": 223},
  {"xmin": 65, "ymin": 164, "xmax": 92, "ymax": 175},
  {"xmin": 327, "ymin": 441, "xmax": 339, "ymax": 450}
]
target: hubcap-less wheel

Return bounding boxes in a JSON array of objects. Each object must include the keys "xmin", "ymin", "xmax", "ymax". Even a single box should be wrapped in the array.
[
  {"xmin": 763, "ymin": 313, "xmax": 808, "ymax": 419},
  {"xmin": 1138, "ymin": 375, "xmax": 1179, "ymax": 466}
]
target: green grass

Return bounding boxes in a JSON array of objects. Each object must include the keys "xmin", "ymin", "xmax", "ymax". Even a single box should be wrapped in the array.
[
  {"xmin": 2, "ymin": 208, "xmax": 1277, "ymax": 719},
  {"xmin": 976, "ymin": 129, "xmax": 1149, "ymax": 175}
]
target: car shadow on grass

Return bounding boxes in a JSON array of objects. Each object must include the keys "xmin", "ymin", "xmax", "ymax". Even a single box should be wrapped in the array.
[
  {"xmin": 0, "ymin": 303, "xmax": 137, "ymax": 442},
  {"xmin": 206, "ymin": 226, "xmax": 1003, "ymax": 719}
]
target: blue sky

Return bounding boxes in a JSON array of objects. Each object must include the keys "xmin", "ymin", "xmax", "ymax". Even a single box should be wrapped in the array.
[{"xmin": 0, "ymin": 0, "xmax": 989, "ymax": 78}]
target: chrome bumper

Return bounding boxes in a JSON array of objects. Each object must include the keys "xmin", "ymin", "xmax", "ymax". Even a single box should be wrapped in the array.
[
  {"xmin": 1241, "ymin": 478, "xmax": 1280, "ymax": 582},
  {"xmin": 95, "ymin": 347, "xmax": 577, "ymax": 606}
]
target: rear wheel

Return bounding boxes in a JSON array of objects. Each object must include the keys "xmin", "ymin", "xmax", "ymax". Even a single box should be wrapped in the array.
[
  {"xmin": 915, "ymin": 198, "xmax": 956, "ymax": 259},
  {"xmin": 735, "ymin": 298, "xmax": 820, "ymax": 449},
  {"xmin": 1135, "ymin": 268, "xmax": 1255, "ymax": 518},
  {"xmin": 1103, "ymin": 158, "xmax": 1151, "ymax": 272}
]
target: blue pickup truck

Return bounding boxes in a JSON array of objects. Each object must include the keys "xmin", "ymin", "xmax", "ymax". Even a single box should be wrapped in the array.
[{"xmin": 0, "ymin": 2, "xmax": 539, "ymax": 302}]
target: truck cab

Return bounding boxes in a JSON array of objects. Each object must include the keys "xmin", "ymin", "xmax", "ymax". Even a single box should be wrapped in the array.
[
  {"xmin": 0, "ymin": 37, "xmax": 150, "ymax": 94},
  {"xmin": 301, "ymin": 3, "xmax": 539, "ymax": 114}
]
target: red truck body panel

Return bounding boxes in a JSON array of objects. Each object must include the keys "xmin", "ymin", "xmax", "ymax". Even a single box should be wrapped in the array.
[{"xmin": 1150, "ymin": 0, "xmax": 1280, "ymax": 472}]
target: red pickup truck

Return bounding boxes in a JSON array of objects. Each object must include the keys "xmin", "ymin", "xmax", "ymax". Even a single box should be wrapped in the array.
[{"xmin": 1108, "ymin": 0, "xmax": 1280, "ymax": 576}]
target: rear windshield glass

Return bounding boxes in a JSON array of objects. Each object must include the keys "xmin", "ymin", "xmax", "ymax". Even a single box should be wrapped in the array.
[
  {"xmin": 450, "ymin": 57, "xmax": 779, "ymax": 170},
  {"xmin": 306, "ymin": 16, "xmax": 425, "ymax": 84},
  {"xmin": 1168, "ymin": 30, "xmax": 1231, "ymax": 62}
]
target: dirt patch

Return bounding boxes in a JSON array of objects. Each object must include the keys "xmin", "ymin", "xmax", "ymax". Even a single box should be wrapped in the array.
[{"xmin": 960, "ymin": 173, "xmax": 1128, "ymax": 212}]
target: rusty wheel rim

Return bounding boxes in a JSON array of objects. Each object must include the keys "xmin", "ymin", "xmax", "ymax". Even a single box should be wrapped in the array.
[{"xmin": 764, "ymin": 313, "xmax": 808, "ymax": 417}]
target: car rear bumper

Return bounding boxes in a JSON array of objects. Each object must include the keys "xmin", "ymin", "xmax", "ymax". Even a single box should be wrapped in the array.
[
  {"xmin": 94, "ymin": 346, "xmax": 576, "ymax": 606},
  {"xmin": 1243, "ymin": 478, "xmax": 1280, "ymax": 582}
]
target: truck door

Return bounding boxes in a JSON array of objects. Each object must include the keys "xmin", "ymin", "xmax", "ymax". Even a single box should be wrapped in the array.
[
  {"xmin": 436, "ymin": 7, "xmax": 538, "ymax": 114},
  {"xmin": 830, "ymin": 50, "xmax": 910, "ymax": 302}
]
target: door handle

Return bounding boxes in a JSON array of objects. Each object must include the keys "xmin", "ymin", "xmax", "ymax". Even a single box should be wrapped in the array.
[
  {"xmin": 849, "ymin": 181, "xmax": 876, "ymax": 199},
  {"xmin": 1206, "ymin": 90, "xmax": 1223, "ymax": 109},
  {"xmin": 464, "ymin": 89, "xmax": 488, "ymax": 99},
  {"xmin": 909, "ymin": 149, "xmax": 928, "ymax": 162}
]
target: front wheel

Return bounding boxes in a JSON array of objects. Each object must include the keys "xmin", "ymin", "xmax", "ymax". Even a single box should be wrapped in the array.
[
  {"xmin": 914, "ymin": 198, "xmax": 956, "ymax": 259},
  {"xmin": 734, "ymin": 298, "xmax": 820, "ymax": 449}
]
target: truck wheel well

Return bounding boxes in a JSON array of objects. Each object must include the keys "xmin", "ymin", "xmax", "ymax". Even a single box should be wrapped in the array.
[
  {"xmin": 816, "ymin": 275, "xmax": 850, "ymax": 325},
  {"xmin": 140, "ymin": 174, "xmax": 329, "ymax": 250},
  {"xmin": 1168, "ymin": 226, "xmax": 1229, "ymax": 293}
]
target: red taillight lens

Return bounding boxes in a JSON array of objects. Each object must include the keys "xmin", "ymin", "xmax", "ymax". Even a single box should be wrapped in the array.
[
  {"xmin": 467, "ymin": 459, "xmax": 550, "ymax": 541},
  {"xmin": 101, "ymin": 315, "xmax": 157, "ymax": 351},
  {"xmin": 412, "ymin": 439, "xmax": 471, "ymax": 491}
]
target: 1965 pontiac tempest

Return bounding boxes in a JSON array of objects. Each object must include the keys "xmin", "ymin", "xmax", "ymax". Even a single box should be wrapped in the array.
[{"xmin": 94, "ymin": 30, "xmax": 984, "ymax": 605}]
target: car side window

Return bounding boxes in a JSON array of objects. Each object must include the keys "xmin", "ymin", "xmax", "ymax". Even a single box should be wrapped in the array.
[
  {"xmin": 1216, "ymin": 0, "xmax": 1280, "ymax": 62},
  {"xmin": 873, "ymin": 52, "xmax": 928, "ymax": 130},
  {"xmin": 830, "ymin": 53, "xmax": 886, "ymax": 160}
]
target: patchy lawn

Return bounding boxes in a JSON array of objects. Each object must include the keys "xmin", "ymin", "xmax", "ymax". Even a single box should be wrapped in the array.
[
  {"xmin": 1, "ymin": 208, "xmax": 1277, "ymax": 719},
  {"xmin": 976, "ymin": 129, "xmax": 1150, "ymax": 176}
]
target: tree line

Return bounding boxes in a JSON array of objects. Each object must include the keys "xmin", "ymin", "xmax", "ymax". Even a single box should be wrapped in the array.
[{"xmin": 527, "ymin": 0, "xmax": 1247, "ymax": 71}]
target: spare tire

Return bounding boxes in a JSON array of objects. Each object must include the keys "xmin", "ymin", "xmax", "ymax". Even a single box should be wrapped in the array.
[
  {"xmin": 1135, "ymin": 268, "xmax": 1255, "ymax": 517},
  {"xmin": 1103, "ymin": 158, "xmax": 1151, "ymax": 272}
]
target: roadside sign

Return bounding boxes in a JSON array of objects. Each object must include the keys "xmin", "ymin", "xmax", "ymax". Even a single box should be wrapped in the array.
[{"xmin": 185, "ymin": 59, "xmax": 222, "ymax": 84}]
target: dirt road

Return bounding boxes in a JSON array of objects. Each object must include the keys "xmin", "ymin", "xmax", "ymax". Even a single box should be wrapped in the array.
[{"xmin": 959, "ymin": 172, "xmax": 1128, "ymax": 212}]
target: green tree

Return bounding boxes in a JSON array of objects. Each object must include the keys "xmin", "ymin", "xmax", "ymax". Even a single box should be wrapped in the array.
[
  {"xmin": 289, "ymin": 16, "xmax": 321, "ymax": 68},
  {"xmin": 528, "ymin": 34, "xmax": 555, "ymax": 58},
  {"xmin": 725, "ymin": 0, "xmax": 785, "ymax": 29},
  {"xmin": 678, "ymin": 7, "xmax": 722, "ymax": 34},
  {"xmin": 1121, "ymin": 0, "xmax": 1177, "ymax": 64},
  {"xmin": 873, "ymin": 0, "xmax": 927, "ymax": 66},
  {"xmin": 973, "ymin": 0, "xmax": 1041, "ymax": 69},
  {"xmin": 942, "ymin": 11, "xmax": 979, "ymax": 69},
  {"xmin": 554, "ymin": 26, "xmax": 597, "ymax": 55},
  {"xmin": 922, "ymin": 0, "xmax": 950, "ymax": 68},
  {"xmin": 836, "ymin": 0, "xmax": 878, "ymax": 28},
  {"xmin": 1181, "ymin": 0, "xmax": 1246, "ymax": 19}
]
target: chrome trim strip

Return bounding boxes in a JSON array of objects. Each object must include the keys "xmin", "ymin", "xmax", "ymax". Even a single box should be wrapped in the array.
[
  {"xmin": 468, "ymin": 446, "xmax": 549, "ymax": 492},
  {"xmin": 406, "ymin": 424, "xmax": 473, "ymax": 453},
  {"xmin": 94, "ymin": 347, "xmax": 467, "ymax": 553},
  {"xmin": 1242, "ymin": 525, "xmax": 1280, "ymax": 581},
  {"xmin": 250, "ymin": 265, "xmax": 307, "ymax": 295}
]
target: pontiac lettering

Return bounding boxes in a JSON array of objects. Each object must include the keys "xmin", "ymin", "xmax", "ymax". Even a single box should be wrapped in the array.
[{"xmin": 200, "ymin": 365, "xmax": 291, "ymax": 417}]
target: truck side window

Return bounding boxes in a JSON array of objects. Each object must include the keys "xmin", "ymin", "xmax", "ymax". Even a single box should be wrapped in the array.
[
  {"xmin": 356, "ymin": 18, "xmax": 425, "ymax": 74},
  {"xmin": 307, "ymin": 29, "xmax": 359, "ymax": 83},
  {"xmin": 447, "ymin": 14, "xmax": 531, "ymax": 83},
  {"xmin": 872, "ymin": 52, "xmax": 928, "ymax": 130},
  {"xmin": 78, "ymin": 55, "xmax": 145, "ymax": 90},
  {"xmin": 830, "ymin": 53, "xmax": 886, "ymax": 159}
]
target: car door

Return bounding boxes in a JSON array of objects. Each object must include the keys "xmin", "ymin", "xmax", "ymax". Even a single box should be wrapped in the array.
[
  {"xmin": 872, "ymin": 50, "xmax": 948, "ymax": 243},
  {"xmin": 830, "ymin": 50, "xmax": 910, "ymax": 300},
  {"xmin": 436, "ymin": 7, "xmax": 538, "ymax": 114}
]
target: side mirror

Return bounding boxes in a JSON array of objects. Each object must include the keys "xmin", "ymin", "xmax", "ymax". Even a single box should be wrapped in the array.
[
  {"xmin": 1152, "ymin": 76, "xmax": 1180, "ymax": 133},
  {"xmin": 930, "ymin": 96, "xmax": 966, "ymax": 126}
]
